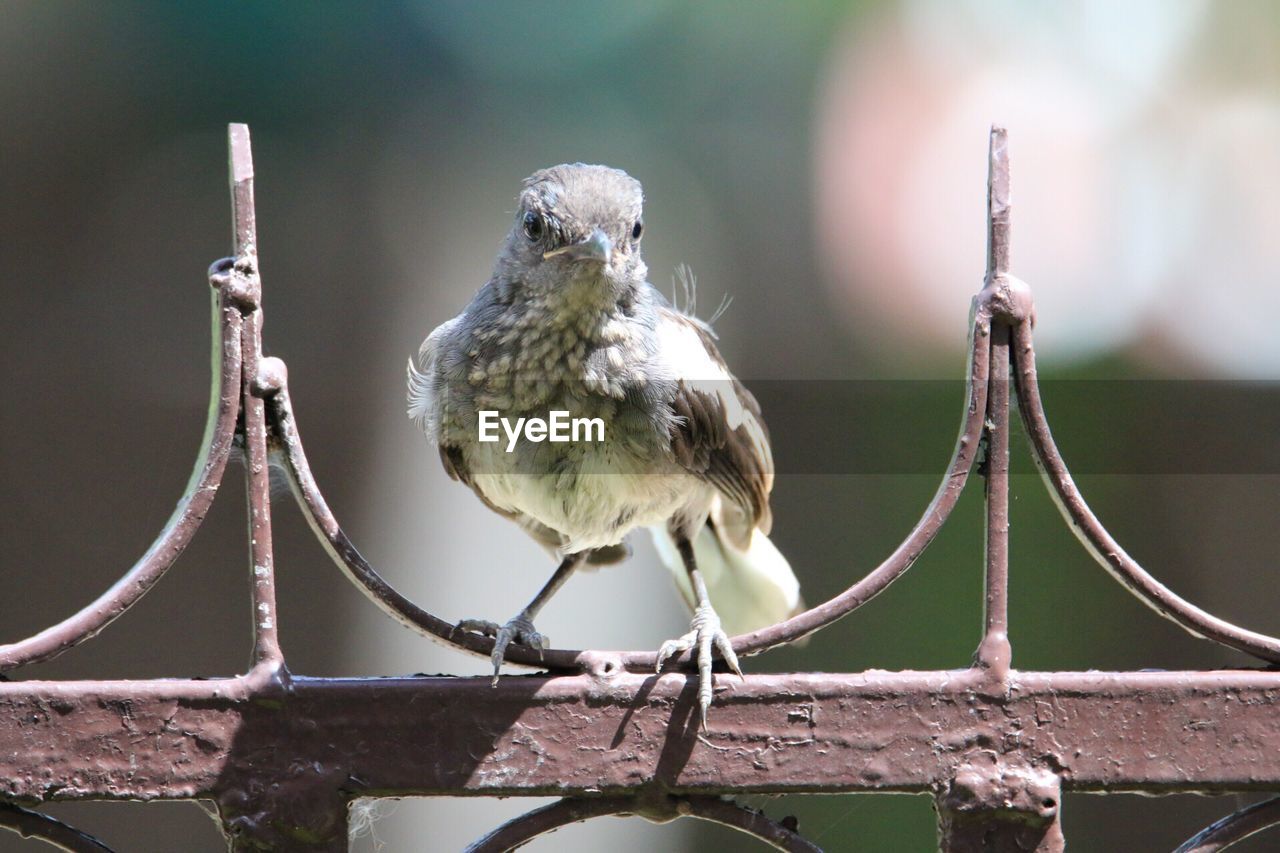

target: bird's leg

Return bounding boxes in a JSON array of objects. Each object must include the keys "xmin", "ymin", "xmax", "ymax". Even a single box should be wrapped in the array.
[
  {"xmin": 458, "ymin": 553, "xmax": 583, "ymax": 685},
  {"xmin": 655, "ymin": 534, "xmax": 743, "ymax": 728}
]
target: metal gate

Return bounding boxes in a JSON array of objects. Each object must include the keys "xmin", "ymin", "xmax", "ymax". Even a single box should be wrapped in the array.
[{"xmin": 2, "ymin": 125, "xmax": 1278, "ymax": 852}]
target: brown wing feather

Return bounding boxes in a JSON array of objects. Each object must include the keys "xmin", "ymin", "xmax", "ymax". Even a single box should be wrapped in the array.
[{"xmin": 662, "ymin": 312, "xmax": 774, "ymax": 543}]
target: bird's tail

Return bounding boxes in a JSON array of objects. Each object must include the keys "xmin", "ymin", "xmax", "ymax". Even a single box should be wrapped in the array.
[{"xmin": 649, "ymin": 519, "xmax": 804, "ymax": 637}]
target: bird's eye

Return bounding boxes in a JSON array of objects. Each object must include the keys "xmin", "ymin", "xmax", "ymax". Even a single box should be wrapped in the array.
[
  {"xmin": 631, "ymin": 220, "xmax": 643, "ymax": 240},
  {"xmin": 523, "ymin": 212, "xmax": 543, "ymax": 241}
]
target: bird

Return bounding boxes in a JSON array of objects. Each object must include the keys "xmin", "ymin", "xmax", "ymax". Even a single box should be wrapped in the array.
[{"xmin": 407, "ymin": 163, "xmax": 802, "ymax": 724}]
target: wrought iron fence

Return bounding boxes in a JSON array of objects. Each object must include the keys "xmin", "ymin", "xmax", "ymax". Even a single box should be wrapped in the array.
[{"xmin": 2, "ymin": 124, "xmax": 1279, "ymax": 852}]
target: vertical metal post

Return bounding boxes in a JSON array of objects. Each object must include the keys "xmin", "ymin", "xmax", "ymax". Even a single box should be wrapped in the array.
[
  {"xmin": 975, "ymin": 125, "xmax": 1012, "ymax": 680},
  {"xmin": 937, "ymin": 762, "xmax": 1063, "ymax": 852},
  {"xmin": 227, "ymin": 124, "xmax": 285, "ymax": 675},
  {"xmin": 219, "ymin": 783, "xmax": 350, "ymax": 853},
  {"xmin": 214, "ymin": 125, "xmax": 350, "ymax": 851},
  {"xmin": 937, "ymin": 127, "xmax": 1064, "ymax": 853}
]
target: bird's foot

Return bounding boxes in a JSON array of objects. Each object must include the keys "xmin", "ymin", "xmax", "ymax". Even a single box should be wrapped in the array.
[
  {"xmin": 655, "ymin": 602, "xmax": 743, "ymax": 728},
  {"xmin": 457, "ymin": 614, "xmax": 545, "ymax": 685}
]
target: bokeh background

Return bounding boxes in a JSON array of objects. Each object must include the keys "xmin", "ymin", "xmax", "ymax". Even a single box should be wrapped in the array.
[{"xmin": 3, "ymin": 1, "xmax": 1280, "ymax": 850}]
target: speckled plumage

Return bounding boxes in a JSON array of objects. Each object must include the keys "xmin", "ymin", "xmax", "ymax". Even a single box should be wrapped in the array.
[{"xmin": 408, "ymin": 164, "xmax": 801, "ymax": 716}]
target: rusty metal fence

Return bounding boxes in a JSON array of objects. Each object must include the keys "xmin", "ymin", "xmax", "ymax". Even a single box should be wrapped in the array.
[{"xmin": 2, "ymin": 124, "xmax": 1279, "ymax": 852}]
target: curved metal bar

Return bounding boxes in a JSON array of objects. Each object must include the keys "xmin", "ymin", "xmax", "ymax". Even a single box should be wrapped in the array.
[
  {"xmin": 464, "ymin": 797, "xmax": 631, "ymax": 853},
  {"xmin": 0, "ymin": 802, "xmax": 115, "ymax": 852},
  {"xmin": 730, "ymin": 304, "xmax": 991, "ymax": 657},
  {"xmin": 1174, "ymin": 796, "xmax": 1280, "ymax": 853},
  {"xmin": 465, "ymin": 795, "xmax": 820, "ymax": 853},
  {"xmin": 734, "ymin": 124, "xmax": 1005, "ymax": 660},
  {"xmin": 0, "ymin": 286, "xmax": 243, "ymax": 672},
  {"xmin": 267, "ymin": 381, "xmax": 531, "ymax": 663},
  {"xmin": 271, "ymin": 303, "xmax": 990, "ymax": 671},
  {"xmin": 684, "ymin": 797, "xmax": 823, "ymax": 852},
  {"xmin": 1012, "ymin": 319, "xmax": 1280, "ymax": 664}
]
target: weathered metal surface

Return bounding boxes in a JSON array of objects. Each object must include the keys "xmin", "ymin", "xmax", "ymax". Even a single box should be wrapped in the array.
[
  {"xmin": 974, "ymin": 322, "xmax": 1013, "ymax": 682},
  {"xmin": 936, "ymin": 759, "xmax": 1062, "ymax": 853},
  {"xmin": 2, "ymin": 671, "xmax": 1279, "ymax": 803},
  {"xmin": 976, "ymin": 125, "xmax": 1012, "ymax": 682},
  {"xmin": 3, "ymin": 124, "xmax": 1280, "ymax": 850}
]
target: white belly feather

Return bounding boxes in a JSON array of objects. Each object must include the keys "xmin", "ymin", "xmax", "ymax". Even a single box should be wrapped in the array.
[{"xmin": 468, "ymin": 440, "xmax": 712, "ymax": 553}]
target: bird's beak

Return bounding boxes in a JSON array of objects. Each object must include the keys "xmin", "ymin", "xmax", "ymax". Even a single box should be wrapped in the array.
[{"xmin": 543, "ymin": 228, "xmax": 612, "ymax": 264}]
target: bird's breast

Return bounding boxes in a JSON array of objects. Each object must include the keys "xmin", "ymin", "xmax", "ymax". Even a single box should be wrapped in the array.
[{"xmin": 466, "ymin": 437, "xmax": 707, "ymax": 553}]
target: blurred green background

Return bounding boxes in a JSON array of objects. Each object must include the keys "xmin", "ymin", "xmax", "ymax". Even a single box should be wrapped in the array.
[{"xmin": 3, "ymin": 1, "xmax": 1279, "ymax": 850}]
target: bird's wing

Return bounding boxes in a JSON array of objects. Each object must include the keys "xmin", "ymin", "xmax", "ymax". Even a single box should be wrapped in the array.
[
  {"xmin": 408, "ymin": 320, "xmax": 535, "ymax": 527},
  {"xmin": 656, "ymin": 306, "xmax": 774, "ymax": 544}
]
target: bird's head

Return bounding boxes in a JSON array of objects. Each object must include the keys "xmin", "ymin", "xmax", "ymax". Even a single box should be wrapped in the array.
[{"xmin": 498, "ymin": 163, "xmax": 647, "ymax": 304}]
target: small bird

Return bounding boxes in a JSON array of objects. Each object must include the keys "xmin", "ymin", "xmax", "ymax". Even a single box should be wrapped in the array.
[{"xmin": 408, "ymin": 164, "xmax": 802, "ymax": 724}]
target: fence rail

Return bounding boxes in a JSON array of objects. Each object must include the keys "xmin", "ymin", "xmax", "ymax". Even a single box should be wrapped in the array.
[{"xmin": 2, "ymin": 125, "xmax": 1278, "ymax": 852}]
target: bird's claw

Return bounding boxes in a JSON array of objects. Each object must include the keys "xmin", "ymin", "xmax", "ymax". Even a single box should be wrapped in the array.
[
  {"xmin": 655, "ymin": 603, "xmax": 742, "ymax": 728},
  {"xmin": 458, "ymin": 614, "xmax": 545, "ymax": 685}
]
